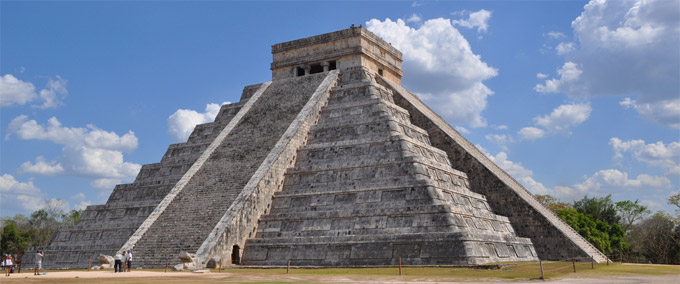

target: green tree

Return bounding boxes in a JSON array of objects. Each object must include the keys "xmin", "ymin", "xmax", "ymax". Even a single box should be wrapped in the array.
[
  {"xmin": 535, "ymin": 194, "xmax": 572, "ymax": 213},
  {"xmin": 0, "ymin": 222, "xmax": 31, "ymax": 256},
  {"xmin": 615, "ymin": 200, "xmax": 650, "ymax": 232},
  {"xmin": 669, "ymin": 192, "xmax": 680, "ymax": 214},
  {"xmin": 557, "ymin": 208, "xmax": 613, "ymax": 254},
  {"xmin": 573, "ymin": 195, "xmax": 621, "ymax": 225},
  {"xmin": 61, "ymin": 209, "xmax": 84, "ymax": 227}
]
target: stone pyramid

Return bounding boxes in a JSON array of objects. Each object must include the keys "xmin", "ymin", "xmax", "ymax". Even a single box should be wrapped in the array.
[{"xmin": 26, "ymin": 26, "xmax": 607, "ymax": 269}]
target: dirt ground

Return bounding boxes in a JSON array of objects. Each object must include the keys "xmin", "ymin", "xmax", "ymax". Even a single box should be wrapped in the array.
[{"xmin": 1, "ymin": 270, "xmax": 678, "ymax": 284}]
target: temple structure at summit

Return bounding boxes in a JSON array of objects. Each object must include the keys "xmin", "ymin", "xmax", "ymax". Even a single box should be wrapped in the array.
[{"xmin": 24, "ymin": 26, "xmax": 607, "ymax": 269}]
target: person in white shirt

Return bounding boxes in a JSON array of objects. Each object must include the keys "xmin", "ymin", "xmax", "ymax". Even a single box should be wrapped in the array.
[
  {"xmin": 126, "ymin": 251, "xmax": 132, "ymax": 272},
  {"xmin": 4, "ymin": 255, "xmax": 13, "ymax": 276},
  {"xmin": 34, "ymin": 250, "xmax": 44, "ymax": 275},
  {"xmin": 114, "ymin": 251, "xmax": 123, "ymax": 273}
]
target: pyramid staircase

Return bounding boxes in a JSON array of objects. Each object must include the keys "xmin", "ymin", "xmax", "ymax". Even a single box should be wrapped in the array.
[
  {"xmin": 241, "ymin": 68, "xmax": 538, "ymax": 265},
  {"xmin": 125, "ymin": 73, "xmax": 330, "ymax": 268},
  {"xmin": 22, "ymin": 84, "xmax": 260, "ymax": 269}
]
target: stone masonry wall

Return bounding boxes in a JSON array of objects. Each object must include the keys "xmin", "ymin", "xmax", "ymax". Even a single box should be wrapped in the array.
[
  {"xmin": 241, "ymin": 68, "xmax": 538, "ymax": 266},
  {"xmin": 379, "ymin": 77, "xmax": 607, "ymax": 263},
  {"xmin": 125, "ymin": 72, "xmax": 329, "ymax": 268},
  {"xmin": 22, "ymin": 85, "xmax": 262, "ymax": 269},
  {"xmin": 194, "ymin": 70, "xmax": 340, "ymax": 267}
]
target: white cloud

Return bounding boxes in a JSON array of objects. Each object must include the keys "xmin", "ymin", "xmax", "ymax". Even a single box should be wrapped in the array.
[
  {"xmin": 36, "ymin": 76, "xmax": 68, "ymax": 109},
  {"xmin": 452, "ymin": 9, "xmax": 492, "ymax": 32},
  {"xmin": 411, "ymin": 2, "xmax": 423, "ymax": 7},
  {"xmin": 488, "ymin": 152, "xmax": 550, "ymax": 194},
  {"xmin": 610, "ymin": 137, "xmax": 680, "ymax": 173},
  {"xmin": 0, "ymin": 74, "xmax": 67, "ymax": 108},
  {"xmin": 6, "ymin": 115, "xmax": 141, "ymax": 187},
  {"xmin": 534, "ymin": 62, "xmax": 583, "ymax": 94},
  {"xmin": 485, "ymin": 134, "xmax": 513, "ymax": 149},
  {"xmin": 518, "ymin": 127, "xmax": 545, "ymax": 141},
  {"xmin": 0, "ymin": 174, "xmax": 45, "ymax": 213},
  {"xmin": 518, "ymin": 103, "xmax": 591, "ymax": 140},
  {"xmin": 69, "ymin": 192, "xmax": 92, "ymax": 211},
  {"xmin": 406, "ymin": 14, "xmax": 422, "ymax": 24},
  {"xmin": 366, "ymin": 18, "xmax": 497, "ymax": 127},
  {"xmin": 667, "ymin": 166, "xmax": 680, "ymax": 176},
  {"xmin": 455, "ymin": 126, "xmax": 470, "ymax": 134},
  {"xmin": 556, "ymin": 169, "xmax": 673, "ymax": 199},
  {"xmin": 91, "ymin": 178, "xmax": 122, "ymax": 190},
  {"xmin": 486, "ymin": 151, "xmax": 673, "ymax": 202},
  {"xmin": 534, "ymin": 103, "xmax": 591, "ymax": 135},
  {"xmin": 0, "ymin": 74, "xmax": 37, "ymax": 107},
  {"xmin": 540, "ymin": 0, "xmax": 679, "ymax": 128},
  {"xmin": 556, "ymin": 42, "xmax": 575, "ymax": 55},
  {"xmin": 620, "ymin": 97, "xmax": 680, "ymax": 129},
  {"xmin": 18, "ymin": 156, "xmax": 64, "ymax": 176},
  {"xmin": 495, "ymin": 125, "xmax": 508, "ymax": 130},
  {"xmin": 547, "ymin": 31, "xmax": 567, "ymax": 39},
  {"xmin": 7, "ymin": 115, "xmax": 138, "ymax": 152},
  {"xmin": 168, "ymin": 102, "xmax": 227, "ymax": 142},
  {"xmin": 639, "ymin": 199, "xmax": 664, "ymax": 211},
  {"xmin": 70, "ymin": 193, "xmax": 86, "ymax": 200},
  {"xmin": 536, "ymin": 73, "xmax": 548, "ymax": 79}
]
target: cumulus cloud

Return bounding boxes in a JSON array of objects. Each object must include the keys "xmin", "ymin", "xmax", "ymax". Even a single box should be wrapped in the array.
[
  {"xmin": 534, "ymin": 103, "xmax": 591, "ymax": 134},
  {"xmin": 406, "ymin": 14, "xmax": 422, "ymax": 24},
  {"xmin": 518, "ymin": 127, "xmax": 545, "ymax": 141},
  {"xmin": 7, "ymin": 115, "xmax": 138, "ymax": 151},
  {"xmin": 556, "ymin": 42, "xmax": 575, "ymax": 55},
  {"xmin": 0, "ymin": 74, "xmax": 36, "ymax": 107},
  {"xmin": 536, "ymin": 73, "xmax": 548, "ymax": 79},
  {"xmin": 538, "ymin": 0, "xmax": 680, "ymax": 128},
  {"xmin": 18, "ymin": 156, "xmax": 64, "ymax": 176},
  {"xmin": 452, "ymin": 9, "xmax": 492, "ymax": 32},
  {"xmin": 168, "ymin": 102, "xmax": 227, "ymax": 142},
  {"xmin": 620, "ymin": 97, "xmax": 680, "ymax": 129},
  {"xmin": 487, "ymin": 152, "xmax": 550, "ymax": 195},
  {"xmin": 91, "ymin": 178, "xmax": 123, "ymax": 190},
  {"xmin": 557, "ymin": 169, "xmax": 671, "ymax": 199},
  {"xmin": 518, "ymin": 103, "xmax": 591, "ymax": 140},
  {"xmin": 0, "ymin": 74, "xmax": 67, "ymax": 108},
  {"xmin": 485, "ymin": 134, "xmax": 513, "ymax": 150},
  {"xmin": 610, "ymin": 137, "xmax": 680, "ymax": 174},
  {"xmin": 366, "ymin": 18, "xmax": 498, "ymax": 127},
  {"xmin": 0, "ymin": 174, "xmax": 45, "ymax": 213},
  {"xmin": 535, "ymin": 62, "xmax": 583, "ymax": 94},
  {"xmin": 455, "ymin": 126, "xmax": 470, "ymax": 134},
  {"xmin": 485, "ymin": 150, "xmax": 673, "ymax": 202},
  {"xmin": 6, "ymin": 115, "xmax": 141, "ymax": 187},
  {"xmin": 37, "ymin": 76, "xmax": 68, "ymax": 109},
  {"xmin": 547, "ymin": 31, "xmax": 567, "ymax": 39},
  {"xmin": 62, "ymin": 194, "xmax": 89, "ymax": 211}
]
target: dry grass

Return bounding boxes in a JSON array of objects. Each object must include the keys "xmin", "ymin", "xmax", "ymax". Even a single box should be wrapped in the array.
[{"xmin": 2, "ymin": 262, "xmax": 677, "ymax": 284}]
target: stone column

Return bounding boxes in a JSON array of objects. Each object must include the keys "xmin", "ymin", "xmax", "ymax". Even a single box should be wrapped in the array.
[{"xmin": 322, "ymin": 61, "xmax": 329, "ymax": 72}]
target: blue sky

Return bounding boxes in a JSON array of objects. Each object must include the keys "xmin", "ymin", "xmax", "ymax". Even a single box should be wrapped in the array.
[{"xmin": 1, "ymin": 0, "xmax": 678, "ymax": 217}]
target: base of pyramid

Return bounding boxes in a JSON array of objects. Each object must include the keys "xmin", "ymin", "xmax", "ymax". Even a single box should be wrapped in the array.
[{"xmin": 243, "ymin": 231, "xmax": 537, "ymax": 266}]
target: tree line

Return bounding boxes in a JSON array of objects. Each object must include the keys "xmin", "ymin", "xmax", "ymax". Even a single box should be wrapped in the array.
[
  {"xmin": 0, "ymin": 201, "xmax": 82, "ymax": 261},
  {"xmin": 536, "ymin": 193, "xmax": 680, "ymax": 264}
]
